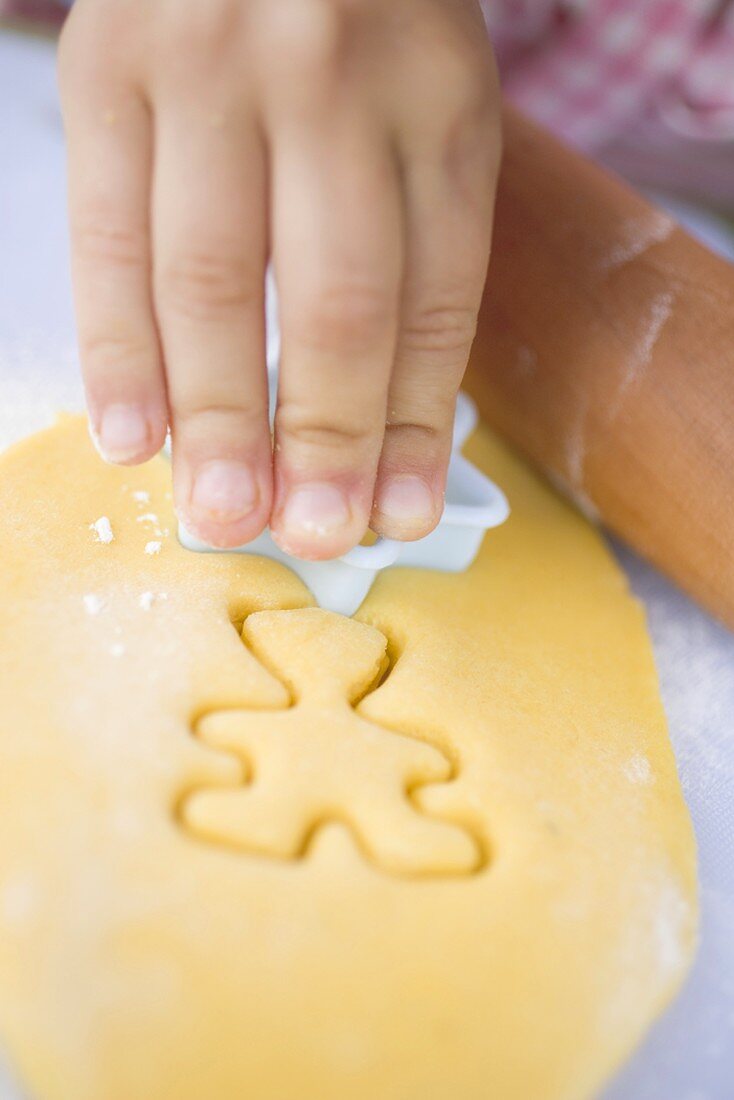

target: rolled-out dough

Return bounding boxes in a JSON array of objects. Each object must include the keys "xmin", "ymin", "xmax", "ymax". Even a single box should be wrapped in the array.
[{"xmin": 0, "ymin": 415, "xmax": 696, "ymax": 1100}]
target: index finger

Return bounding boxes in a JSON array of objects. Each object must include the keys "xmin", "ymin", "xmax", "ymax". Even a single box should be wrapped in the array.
[{"xmin": 59, "ymin": 21, "xmax": 167, "ymax": 464}]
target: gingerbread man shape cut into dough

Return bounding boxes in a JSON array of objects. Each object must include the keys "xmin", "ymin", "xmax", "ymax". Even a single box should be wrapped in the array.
[{"xmin": 181, "ymin": 608, "xmax": 481, "ymax": 876}]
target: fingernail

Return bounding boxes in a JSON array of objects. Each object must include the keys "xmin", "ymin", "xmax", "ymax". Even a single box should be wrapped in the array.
[
  {"xmin": 282, "ymin": 483, "xmax": 350, "ymax": 537},
  {"xmin": 190, "ymin": 460, "xmax": 259, "ymax": 519},
  {"xmin": 376, "ymin": 476, "xmax": 436, "ymax": 528},
  {"xmin": 96, "ymin": 404, "xmax": 149, "ymax": 461}
]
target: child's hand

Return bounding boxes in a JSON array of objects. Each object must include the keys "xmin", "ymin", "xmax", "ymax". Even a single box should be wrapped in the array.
[{"xmin": 59, "ymin": 0, "xmax": 500, "ymax": 559}]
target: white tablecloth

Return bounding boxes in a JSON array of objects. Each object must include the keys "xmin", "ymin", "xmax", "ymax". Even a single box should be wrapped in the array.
[{"xmin": 1, "ymin": 29, "xmax": 732, "ymax": 1100}]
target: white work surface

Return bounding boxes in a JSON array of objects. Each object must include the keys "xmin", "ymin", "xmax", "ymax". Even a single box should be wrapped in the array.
[{"xmin": 1, "ymin": 30, "xmax": 732, "ymax": 1100}]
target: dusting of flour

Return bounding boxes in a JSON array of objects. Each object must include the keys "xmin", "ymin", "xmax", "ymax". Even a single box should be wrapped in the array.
[
  {"xmin": 624, "ymin": 754, "xmax": 655, "ymax": 786},
  {"xmin": 89, "ymin": 517, "xmax": 114, "ymax": 545}
]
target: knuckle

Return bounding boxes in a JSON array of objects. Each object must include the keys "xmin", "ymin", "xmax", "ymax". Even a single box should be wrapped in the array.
[
  {"xmin": 58, "ymin": 1, "xmax": 130, "ymax": 95},
  {"xmin": 165, "ymin": 3, "xmax": 238, "ymax": 58},
  {"xmin": 259, "ymin": 0, "xmax": 343, "ymax": 75},
  {"xmin": 157, "ymin": 252, "xmax": 261, "ymax": 321},
  {"xmin": 80, "ymin": 332, "xmax": 156, "ymax": 376},
  {"xmin": 73, "ymin": 218, "xmax": 149, "ymax": 269},
  {"xmin": 400, "ymin": 302, "xmax": 478, "ymax": 357},
  {"xmin": 445, "ymin": 71, "xmax": 501, "ymax": 172},
  {"xmin": 276, "ymin": 402, "xmax": 372, "ymax": 453},
  {"xmin": 172, "ymin": 400, "xmax": 262, "ymax": 428},
  {"xmin": 384, "ymin": 418, "xmax": 442, "ymax": 448},
  {"xmin": 289, "ymin": 283, "xmax": 394, "ymax": 354},
  {"xmin": 413, "ymin": 18, "xmax": 488, "ymax": 93},
  {"xmin": 455, "ymin": 47, "xmax": 498, "ymax": 112},
  {"xmin": 408, "ymin": 27, "xmax": 497, "ymax": 144}
]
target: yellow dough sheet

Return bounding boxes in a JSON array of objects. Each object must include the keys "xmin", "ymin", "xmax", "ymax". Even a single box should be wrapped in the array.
[{"xmin": 0, "ymin": 415, "xmax": 697, "ymax": 1100}]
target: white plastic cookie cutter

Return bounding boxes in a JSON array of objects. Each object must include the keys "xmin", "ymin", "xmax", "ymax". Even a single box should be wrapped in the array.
[
  {"xmin": 177, "ymin": 279, "xmax": 509, "ymax": 611},
  {"xmin": 178, "ymin": 374, "xmax": 510, "ymax": 616}
]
